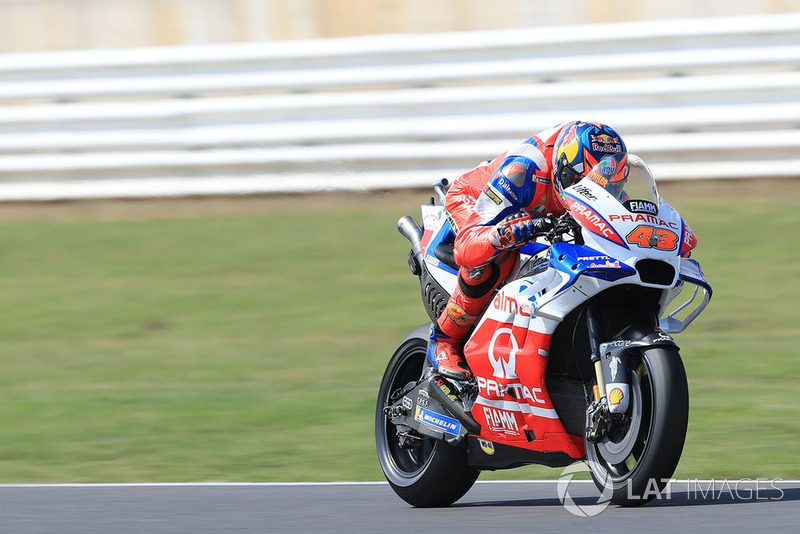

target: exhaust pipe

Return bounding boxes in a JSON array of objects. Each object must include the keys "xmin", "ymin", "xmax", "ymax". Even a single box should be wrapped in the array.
[{"xmin": 398, "ymin": 215, "xmax": 424, "ymax": 275}]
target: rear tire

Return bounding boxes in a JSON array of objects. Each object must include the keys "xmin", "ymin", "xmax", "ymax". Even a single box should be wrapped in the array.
[
  {"xmin": 585, "ymin": 346, "xmax": 689, "ymax": 506},
  {"xmin": 375, "ymin": 324, "xmax": 479, "ymax": 507}
]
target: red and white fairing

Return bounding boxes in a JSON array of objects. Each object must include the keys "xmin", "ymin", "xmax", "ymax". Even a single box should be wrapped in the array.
[
  {"xmin": 464, "ymin": 275, "xmax": 584, "ymax": 457},
  {"xmin": 562, "ymin": 176, "xmax": 697, "ymax": 281},
  {"xmin": 414, "ymin": 155, "xmax": 710, "ymax": 455}
]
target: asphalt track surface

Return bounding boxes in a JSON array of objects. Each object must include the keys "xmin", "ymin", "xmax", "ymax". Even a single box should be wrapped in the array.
[{"xmin": 0, "ymin": 480, "xmax": 797, "ymax": 533}]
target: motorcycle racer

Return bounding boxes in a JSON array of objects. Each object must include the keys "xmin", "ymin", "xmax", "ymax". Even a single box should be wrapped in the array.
[{"xmin": 430, "ymin": 121, "xmax": 629, "ymax": 380}]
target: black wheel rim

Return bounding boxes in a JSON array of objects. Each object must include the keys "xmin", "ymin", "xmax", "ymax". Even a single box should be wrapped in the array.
[
  {"xmin": 587, "ymin": 356, "xmax": 654, "ymax": 482},
  {"xmin": 378, "ymin": 342, "xmax": 434, "ymax": 479}
]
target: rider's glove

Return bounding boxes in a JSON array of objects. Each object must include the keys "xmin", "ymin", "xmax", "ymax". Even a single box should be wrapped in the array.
[
  {"xmin": 489, "ymin": 212, "xmax": 554, "ymax": 250},
  {"xmin": 553, "ymin": 214, "xmax": 579, "ymax": 236}
]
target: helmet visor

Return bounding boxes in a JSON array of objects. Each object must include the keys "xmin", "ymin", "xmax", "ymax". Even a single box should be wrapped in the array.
[
  {"xmin": 557, "ymin": 153, "xmax": 583, "ymax": 191},
  {"xmin": 583, "ymin": 154, "xmax": 629, "ymax": 199}
]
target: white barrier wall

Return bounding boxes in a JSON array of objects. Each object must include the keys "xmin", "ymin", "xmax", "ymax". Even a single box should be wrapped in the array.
[
  {"xmin": 3, "ymin": 0, "xmax": 800, "ymax": 53},
  {"xmin": 0, "ymin": 13, "xmax": 799, "ymax": 200}
]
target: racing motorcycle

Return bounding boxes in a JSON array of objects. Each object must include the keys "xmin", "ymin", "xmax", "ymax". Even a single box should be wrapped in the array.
[{"xmin": 375, "ymin": 155, "xmax": 712, "ymax": 507}]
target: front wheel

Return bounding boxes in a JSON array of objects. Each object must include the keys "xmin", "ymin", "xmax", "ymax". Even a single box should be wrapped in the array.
[
  {"xmin": 375, "ymin": 324, "xmax": 478, "ymax": 507},
  {"xmin": 586, "ymin": 347, "xmax": 689, "ymax": 506}
]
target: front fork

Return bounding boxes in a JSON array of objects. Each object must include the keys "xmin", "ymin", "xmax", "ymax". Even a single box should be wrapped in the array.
[
  {"xmin": 583, "ymin": 301, "xmax": 680, "ymax": 443},
  {"xmin": 585, "ymin": 303, "xmax": 632, "ymax": 443}
]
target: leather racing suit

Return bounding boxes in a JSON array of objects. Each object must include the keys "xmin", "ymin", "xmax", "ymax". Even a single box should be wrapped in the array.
[{"xmin": 430, "ymin": 123, "xmax": 569, "ymax": 380}]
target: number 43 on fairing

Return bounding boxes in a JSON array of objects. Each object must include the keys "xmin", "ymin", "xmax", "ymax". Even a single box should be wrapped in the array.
[{"xmin": 626, "ymin": 225, "xmax": 679, "ymax": 251}]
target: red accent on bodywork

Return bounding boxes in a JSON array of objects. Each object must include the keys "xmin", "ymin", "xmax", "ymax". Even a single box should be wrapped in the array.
[
  {"xmin": 679, "ymin": 220, "xmax": 698, "ymax": 255},
  {"xmin": 566, "ymin": 196, "xmax": 627, "ymax": 247},
  {"xmin": 464, "ymin": 317, "xmax": 585, "ymax": 458},
  {"xmin": 420, "ymin": 228, "xmax": 434, "ymax": 256}
]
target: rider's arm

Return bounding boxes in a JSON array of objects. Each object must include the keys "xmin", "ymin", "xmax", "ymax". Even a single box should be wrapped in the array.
[{"xmin": 450, "ymin": 154, "xmax": 547, "ymax": 269}]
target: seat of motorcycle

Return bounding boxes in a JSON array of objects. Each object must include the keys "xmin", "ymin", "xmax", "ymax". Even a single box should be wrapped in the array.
[{"xmin": 433, "ymin": 242, "xmax": 459, "ymax": 271}]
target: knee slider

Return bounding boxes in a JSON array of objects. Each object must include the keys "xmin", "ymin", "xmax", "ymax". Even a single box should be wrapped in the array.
[{"xmin": 459, "ymin": 263, "xmax": 500, "ymax": 299}]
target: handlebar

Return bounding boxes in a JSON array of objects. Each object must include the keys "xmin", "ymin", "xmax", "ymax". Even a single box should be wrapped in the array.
[{"xmin": 545, "ymin": 212, "xmax": 581, "ymax": 244}]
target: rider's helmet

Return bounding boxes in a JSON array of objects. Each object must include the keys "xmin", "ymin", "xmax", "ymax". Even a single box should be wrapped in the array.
[{"xmin": 552, "ymin": 121, "xmax": 629, "ymax": 197}]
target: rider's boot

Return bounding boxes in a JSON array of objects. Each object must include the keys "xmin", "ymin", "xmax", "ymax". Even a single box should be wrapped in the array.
[
  {"xmin": 429, "ymin": 264, "xmax": 502, "ymax": 380},
  {"xmin": 428, "ymin": 322, "xmax": 471, "ymax": 381}
]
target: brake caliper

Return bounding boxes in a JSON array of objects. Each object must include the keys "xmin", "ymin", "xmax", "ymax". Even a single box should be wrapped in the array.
[{"xmin": 585, "ymin": 399, "xmax": 611, "ymax": 443}]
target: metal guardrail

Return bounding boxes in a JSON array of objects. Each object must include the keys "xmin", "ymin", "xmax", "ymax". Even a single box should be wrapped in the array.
[{"xmin": 1, "ymin": 13, "xmax": 799, "ymax": 200}]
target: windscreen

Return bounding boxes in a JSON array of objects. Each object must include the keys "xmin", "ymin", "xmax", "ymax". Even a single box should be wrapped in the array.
[{"xmin": 583, "ymin": 154, "xmax": 660, "ymax": 214}]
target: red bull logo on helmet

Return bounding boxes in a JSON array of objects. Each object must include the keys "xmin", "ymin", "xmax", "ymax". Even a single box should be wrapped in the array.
[{"xmin": 590, "ymin": 134, "xmax": 623, "ymax": 154}]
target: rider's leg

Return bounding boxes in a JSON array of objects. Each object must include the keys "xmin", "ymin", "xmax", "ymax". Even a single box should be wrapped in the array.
[{"xmin": 429, "ymin": 254, "xmax": 515, "ymax": 380}]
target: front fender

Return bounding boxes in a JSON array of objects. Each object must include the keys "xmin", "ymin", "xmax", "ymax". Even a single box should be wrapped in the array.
[{"xmin": 599, "ymin": 328, "xmax": 679, "ymax": 414}]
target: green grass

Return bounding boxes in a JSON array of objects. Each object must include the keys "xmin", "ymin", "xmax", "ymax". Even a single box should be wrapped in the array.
[
  {"xmin": 667, "ymin": 187, "xmax": 800, "ymax": 480},
  {"xmin": 0, "ymin": 183, "xmax": 796, "ymax": 482}
]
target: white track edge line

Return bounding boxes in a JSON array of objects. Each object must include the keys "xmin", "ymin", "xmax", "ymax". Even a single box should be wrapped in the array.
[{"xmin": 0, "ymin": 479, "xmax": 797, "ymax": 488}]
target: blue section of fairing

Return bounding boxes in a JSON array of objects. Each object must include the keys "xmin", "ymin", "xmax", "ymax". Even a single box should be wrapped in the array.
[
  {"xmin": 549, "ymin": 242, "xmax": 636, "ymax": 294},
  {"xmin": 426, "ymin": 325, "xmax": 438, "ymax": 366},
  {"xmin": 679, "ymin": 258, "xmax": 713, "ymax": 297},
  {"xmin": 424, "ymin": 217, "xmax": 459, "ymax": 275},
  {"xmin": 519, "ymin": 241, "xmax": 550, "ymax": 257}
]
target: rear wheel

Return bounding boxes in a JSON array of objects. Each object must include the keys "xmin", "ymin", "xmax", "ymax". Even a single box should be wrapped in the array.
[
  {"xmin": 375, "ymin": 325, "xmax": 478, "ymax": 507},
  {"xmin": 585, "ymin": 347, "xmax": 689, "ymax": 506}
]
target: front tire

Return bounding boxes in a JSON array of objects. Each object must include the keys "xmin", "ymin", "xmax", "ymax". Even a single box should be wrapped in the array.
[
  {"xmin": 585, "ymin": 347, "xmax": 689, "ymax": 506},
  {"xmin": 375, "ymin": 324, "xmax": 478, "ymax": 507}
]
